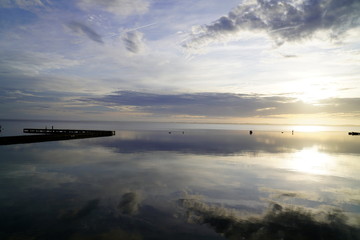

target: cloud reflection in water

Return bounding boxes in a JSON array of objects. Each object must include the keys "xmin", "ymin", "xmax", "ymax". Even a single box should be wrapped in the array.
[
  {"xmin": 179, "ymin": 197, "xmax": 360, "ymax": 240},
  {"xmin": 0, "ymin": 129, "xmax": 359, "ymax": 239},
  {"xmin": 90, "ymin": 130, "xmax": 360, "ymax": 155}
]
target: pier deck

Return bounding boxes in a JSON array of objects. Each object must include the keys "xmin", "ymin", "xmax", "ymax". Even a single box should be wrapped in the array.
[
  {"xmin": 23, "ymin": 128, "xmax": 115, "ymax": 135},
  {"xmin": 0, "ymin": 128, "xmax": 115, "ymax": 145}
]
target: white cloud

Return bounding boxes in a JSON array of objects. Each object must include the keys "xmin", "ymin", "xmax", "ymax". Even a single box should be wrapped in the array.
[{"xmin": 184, "ymin": 0, "xmax": 360, "ymax": 49}]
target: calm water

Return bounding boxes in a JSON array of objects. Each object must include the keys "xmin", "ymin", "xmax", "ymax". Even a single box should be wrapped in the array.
[{"xmin": 0, "ymin": 120, "xmax": 360, "ymax": 239}]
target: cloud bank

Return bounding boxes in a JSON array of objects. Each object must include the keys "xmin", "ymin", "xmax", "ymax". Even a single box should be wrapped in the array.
[
  {"xmin": 184, "ymin": 0, "xmax": 360, "ymax": 48},
  {"xmin": 88, "ymin": 90, "xmax": 360, "ymax": 118}
]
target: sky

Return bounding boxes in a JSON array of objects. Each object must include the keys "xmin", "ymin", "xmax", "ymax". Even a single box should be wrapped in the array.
[{"xmin": 0, "ymin": 0, "xmax": 360, "ymax": 125}]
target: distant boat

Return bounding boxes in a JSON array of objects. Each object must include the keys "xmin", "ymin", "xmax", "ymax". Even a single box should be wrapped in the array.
[{"xmin": 348, "ymin": 132, "xmax": 360, "ymax": 136}]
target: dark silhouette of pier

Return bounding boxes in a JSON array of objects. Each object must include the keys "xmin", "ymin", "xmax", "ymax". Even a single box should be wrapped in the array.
[
  {"xmin": 23, "ymin": 128, "xmax": 115, "ymax": 135},
  {"xmin": 0, "ymin": 128, "xmax": 115, "ymax": 145}
]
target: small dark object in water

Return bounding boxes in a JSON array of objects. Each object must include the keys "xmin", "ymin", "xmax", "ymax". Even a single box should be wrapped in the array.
[
  {"xmin": 249, "ymin": 130, "xmax": 253, "ymax": 135},
  {"xmin": 348, "ymin": 132, "xmax": 360, "ymax": 136},
  {"xmin": 169, "ymin": 131, "xmax": 184, "ymax": 134}
]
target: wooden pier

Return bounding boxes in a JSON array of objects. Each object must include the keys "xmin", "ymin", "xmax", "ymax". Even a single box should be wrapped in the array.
[
  {"xmin": 23, "ymin": 128, "xmax": 115, "ymax": 136},
  {"xmin": 0, "ymin": 128, "xmax": 115, "ymax": 145}
]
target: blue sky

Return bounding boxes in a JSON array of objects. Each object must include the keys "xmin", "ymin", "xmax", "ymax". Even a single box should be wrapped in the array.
[{"xmin": 1, "ymin": 0, "xmax": 360, "ymax": 124}]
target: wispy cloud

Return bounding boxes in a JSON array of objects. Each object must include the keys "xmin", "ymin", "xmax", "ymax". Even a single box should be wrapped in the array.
[
  {"xmin": 77, "ymin": 0, "xmax": 149, "ymax": 17},
  {"xmin": 0, "ymin": 50, "xmax": 79, "ymax": 75},
  {"xmin": 67, "ymin": 21, "xmax": 103, "ymax": 44},
  {"xmin": 0, "ymin": 0, "xmax": 46, "ymax": 9},
  {"xmin": 122, "ymin": 31, "xmax": 145, "ymax": 53},
  {"xmin": 125, "ymin": 23, "xmax": 157, "ymax": 32},
  {"xmin": 184, "ymin": 0, "xmax": 360, "ymax": 48}
]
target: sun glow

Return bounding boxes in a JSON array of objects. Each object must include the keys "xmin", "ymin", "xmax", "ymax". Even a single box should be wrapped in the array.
[
  {"xmin": 292, "ymin": 125, "xmax": 330, "ymax": 132},
  {"xmin": 290, "ymin": 147, "xmax": 334, "ymax": 175},
  {"xmin": 287, "ymin": 77, "xmax": 339, "ymax": 104}
]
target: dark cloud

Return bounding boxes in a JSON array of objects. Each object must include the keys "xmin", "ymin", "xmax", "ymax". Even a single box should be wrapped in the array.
[
  {"xmin": 88, "ymin": 90, "xmax": 360, "ymax": 118},
  {"xmin": 122, "ymin": 31, "xmax": 144, "ymax": 53},
  {"xmin": 184, "ymin": 0, "xmax": 360, "ymax": 48},
  {"xmin": 319, "ymin": 98, "xmax": 360, "ymax": 113},
  {"xmin": 67, "ymin": 21, "xmax": 103, "ymax": 44},
  {"xmin": 88, "ymin": 91, "xmax": 291, "ymax": 117},
  {"xmin": 179, "ymin": 199, "xmax": 360, "ymax": 240}
]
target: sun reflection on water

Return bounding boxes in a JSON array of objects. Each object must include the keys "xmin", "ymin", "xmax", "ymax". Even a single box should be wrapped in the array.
[{"xmin": 290, "ymin": 147, "xmax": 335, "ymax": 175}]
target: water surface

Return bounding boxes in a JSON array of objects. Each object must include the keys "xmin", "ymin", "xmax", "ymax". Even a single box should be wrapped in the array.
[{"xmin": 0, "ymin": 121, "xmax": 359, "ymax": 239}]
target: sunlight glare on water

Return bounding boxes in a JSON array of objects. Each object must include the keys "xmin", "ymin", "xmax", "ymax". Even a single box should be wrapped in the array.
[{"xmin": 289, "ymin": 147, "xmax": 335, "ymax": 175}]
